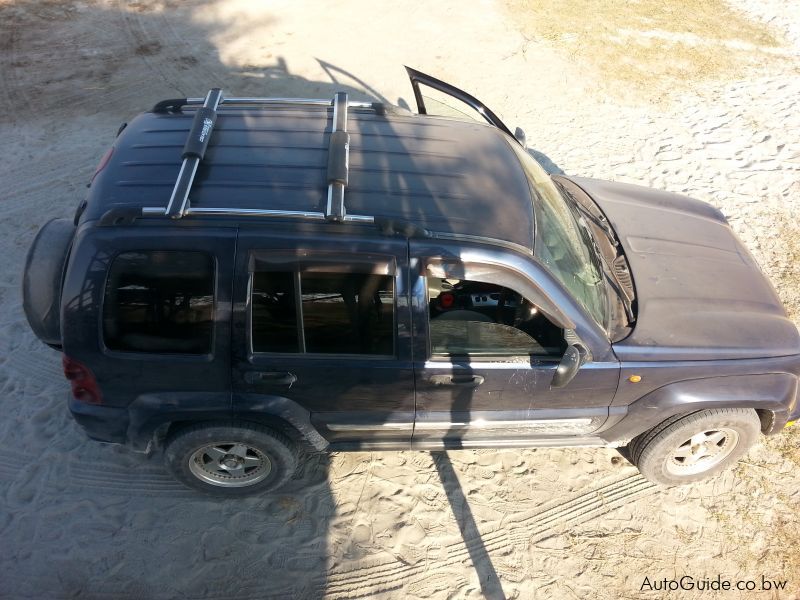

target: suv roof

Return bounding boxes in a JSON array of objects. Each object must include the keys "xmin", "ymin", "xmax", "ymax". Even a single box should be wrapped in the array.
[{"xmin": 84, "ymin": 100, "xmax": 536, "ymax": 252}]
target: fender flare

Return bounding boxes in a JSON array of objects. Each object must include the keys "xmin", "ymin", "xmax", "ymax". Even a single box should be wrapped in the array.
[
  {"xmin": 232, "ymin": 394, "xmax": 329, "ymax": 451},
  {"xmin": 127, "ymin": 393, "xmax": 329, "ymax": 452},
  {"xmin": 600, "ymin": 373, "xmax": 798, "ymax": 442}
]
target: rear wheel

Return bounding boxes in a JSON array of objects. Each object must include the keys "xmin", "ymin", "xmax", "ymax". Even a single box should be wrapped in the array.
[
  {"xmin": 164, "ymin": 422, "xmax": 298, "ymax": 497},
  {"xmin": 628, "ymin": 409, "xmax": 761, "ymax": 486}
]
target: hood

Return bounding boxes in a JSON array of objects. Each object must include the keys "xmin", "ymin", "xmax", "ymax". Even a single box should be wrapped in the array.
[{"xmin": 563, "ymin": 176, "xmax": 800, "ymax": 361}]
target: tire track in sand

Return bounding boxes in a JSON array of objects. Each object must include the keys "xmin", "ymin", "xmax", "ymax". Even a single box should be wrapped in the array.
[{"xmin": 323, "ymin": 475, "xmax": 657, "ymax": 598}]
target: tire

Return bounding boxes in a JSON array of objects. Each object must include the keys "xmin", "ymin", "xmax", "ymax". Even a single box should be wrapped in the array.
[
  {"xmin": 628, "ymin": 408, "xmax": 761, "ymax": 486},
  {"xmin": 164, "ymin": 421, "xmax": 298, "ymax": 497}
]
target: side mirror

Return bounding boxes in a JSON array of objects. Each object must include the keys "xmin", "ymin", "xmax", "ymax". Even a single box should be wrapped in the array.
[
  {"xmin": 551, "ymin": 344, "xmax": 588, "ymax": 389},
  {"xmin": 514, "ymin": 127, "xmax": 527, "ymax": 147}
]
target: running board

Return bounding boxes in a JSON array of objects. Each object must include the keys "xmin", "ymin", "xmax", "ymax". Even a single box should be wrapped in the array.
[{"xmin": 328, "ymin": 436, "xmax": 610, "ymax": 452}]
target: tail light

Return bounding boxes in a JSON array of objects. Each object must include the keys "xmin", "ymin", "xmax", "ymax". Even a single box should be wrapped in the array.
[{"xmin": 62, "ymin": 355, "xmax": 103, "ymax": 404}]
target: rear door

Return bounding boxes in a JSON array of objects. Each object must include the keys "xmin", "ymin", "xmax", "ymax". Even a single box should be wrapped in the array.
[
  {"xmin": 63, "ymin": 227, "xmax": 237, "ymax": 413},
  {"xmin": 231, "ymin": 231, "xmax": 415, "ymax": 448}
]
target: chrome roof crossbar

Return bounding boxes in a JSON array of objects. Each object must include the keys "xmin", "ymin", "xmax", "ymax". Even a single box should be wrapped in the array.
[
  {"xmin": 164, "ymin": 88, "xmax": 223, "ymax": 218},
  {"xmin": 325, "ymin": 92, "xmax": 350, "ymax": 222}
]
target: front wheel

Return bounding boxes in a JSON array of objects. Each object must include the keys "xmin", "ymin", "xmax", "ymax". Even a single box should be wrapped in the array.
[
  {"xmin": 628, "ymin": 408, "xmax": 761, "ymax": 486},
  {"xmin": 164, "ymin": 422, "xmax": 298, "ymax": 497}
]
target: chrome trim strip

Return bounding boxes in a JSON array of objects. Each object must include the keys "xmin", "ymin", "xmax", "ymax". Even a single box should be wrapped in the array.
[
  {"xmin": 327, "ymin": 419, "xmax": 592, "ymax": 432},
  {"xmin": 413, "ymin": 418, "xmax": 593, "ymax": 430},
  {"xmin": 428, "ymin": 231, "xmax": 533, "ymax": 256},
  {"xmin": 326, "ymin": 422, "xmax": 415, "ymax": 431}
]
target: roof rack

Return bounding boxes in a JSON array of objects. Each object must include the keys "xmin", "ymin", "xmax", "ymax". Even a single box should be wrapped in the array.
[{"xmin": 144, "ymin": 89, "xmax": 370, "ymax": 224}]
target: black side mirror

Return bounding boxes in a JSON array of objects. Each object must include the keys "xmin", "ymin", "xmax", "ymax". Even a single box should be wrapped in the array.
[
  {"xmin": 514, "ymin": 127, "xmax": 527, "ymax": 147},
  {"xmin": 551, "ymin": 344, "xmax": 588, "ymax": 389}
]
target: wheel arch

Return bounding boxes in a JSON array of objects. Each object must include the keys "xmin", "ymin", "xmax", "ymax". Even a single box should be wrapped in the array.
[
  {"xmin": 128, "ymin": 393, "xmax": 329, "ymax": 453},
  {"xmin": 601, "ymin": 372, "xmax": 797, "ymax": 443}
]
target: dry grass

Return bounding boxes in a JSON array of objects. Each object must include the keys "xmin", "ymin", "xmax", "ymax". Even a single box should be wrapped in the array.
[
  {"xmin": 767, "ymin": 425, "xmax": 800, "ymax": 467},
  {"xmin": 773, "ymin": 220, "xmax": 800, "ymax": 323},
  {"xmin": 718, "ymin": 457, "xmax": 800, "ymax": 592},
  {"xmin": 507, "ymin": 0, "xmax": 786, "ymax": 99}
]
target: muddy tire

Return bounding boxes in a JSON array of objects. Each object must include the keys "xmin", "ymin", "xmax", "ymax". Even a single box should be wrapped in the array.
[
  {"xmin": 165, "ymin": 421, "xmax": 298, "ymax": 497},
  {"xmin": 628, "ymin": 409, "xmax": 761, "ymax": 486}
]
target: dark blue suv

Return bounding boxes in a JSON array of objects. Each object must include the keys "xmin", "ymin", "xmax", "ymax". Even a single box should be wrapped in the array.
[{"xmin": 23, "ymin": 70, "xmax": 800, "ymax": 496}]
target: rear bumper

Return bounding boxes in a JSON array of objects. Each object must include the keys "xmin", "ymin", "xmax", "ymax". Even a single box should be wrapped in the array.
[{"xmin": 68, "ymin": 394, "xmax": 129, "ymax": 445}]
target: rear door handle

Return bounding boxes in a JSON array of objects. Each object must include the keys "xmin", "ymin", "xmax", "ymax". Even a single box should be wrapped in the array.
[
  {"xmin": 244, "ymin": 371, "xmax": 297, "ymax": 386},
  {"xmin": 428, "ymin": 374, "xmax": 485, "ymax": 388}
]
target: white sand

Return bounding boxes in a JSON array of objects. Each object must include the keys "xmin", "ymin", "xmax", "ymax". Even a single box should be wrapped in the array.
[{"xmin": 1, "ymin": 0, "xmax": 798, "ymax": 598}]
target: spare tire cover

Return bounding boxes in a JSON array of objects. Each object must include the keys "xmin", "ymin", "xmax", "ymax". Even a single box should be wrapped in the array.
[{"xmin": 22, "ymin": 218, "xmax": 76, "ymax": 347}]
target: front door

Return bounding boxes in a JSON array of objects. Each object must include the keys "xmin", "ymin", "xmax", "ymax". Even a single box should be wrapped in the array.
[
  {"xmin": 232, "ymin": 231, "xmax": 415, "ymax": 449},
  {"xmin": 405, "ymin": 66, "xmax": 520, "ymax": 143},
  {"xmin": 409, "ymin": 246, "xmax": 620, "ymax": 448}
]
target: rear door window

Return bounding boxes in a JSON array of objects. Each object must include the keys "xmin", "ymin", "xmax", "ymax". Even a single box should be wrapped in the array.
[
  {"xmin": 251, "ymin": 268, "xmax": 395, "ymax": 357},
  {"xmin": 103, "ymin": 251, "xmax": 214, "ymax": 354}
]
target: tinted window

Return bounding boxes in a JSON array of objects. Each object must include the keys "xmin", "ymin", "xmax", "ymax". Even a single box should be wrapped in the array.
[
  {"xmin": 251, "ymin": 271, "xmax": 299, "ymax": 353},
  {"xmin": 427, "ymin": 277, "xmax": 565, "ymax": 357},
  {"xmin": 252, "ymin": 271, "xmax": 395, "ymax": 356},
  {"xmin": 103, "ymin": 251, "xmax": 214, "ymax": 354}
]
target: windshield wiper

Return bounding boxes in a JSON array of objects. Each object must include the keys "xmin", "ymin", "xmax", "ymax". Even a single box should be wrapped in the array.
[
  {"xmin": 555, "ymin": 181, "xmax": 618, "ymax": 247},
  {"xmin": 571, "ymin": 208, "xmax": 635, "ymax": 325}
]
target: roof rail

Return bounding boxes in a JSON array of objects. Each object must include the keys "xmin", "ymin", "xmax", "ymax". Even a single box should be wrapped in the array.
[
  {"xmin": 164, "ymin": 88, "xmax": 223, "ymax": 219},
  {"xmin": 152, "ymin": 96, "xmax": 376, "ymax": 112}
]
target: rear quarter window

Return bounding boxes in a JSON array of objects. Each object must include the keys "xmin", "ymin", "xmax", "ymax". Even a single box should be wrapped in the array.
[{"xmin": 102, "ymin": 251, "xmax": 214, "ymax": 354}]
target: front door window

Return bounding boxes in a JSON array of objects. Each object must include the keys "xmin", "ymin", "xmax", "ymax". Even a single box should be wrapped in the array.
[{"xmin": 427, "ymin": 277, "xmax": 566, "ymax": 359}]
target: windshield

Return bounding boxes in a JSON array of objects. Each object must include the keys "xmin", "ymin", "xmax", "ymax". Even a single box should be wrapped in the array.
[{"xmin": 510, "ymin": 143, "xmax": 608, "ymax": 329}]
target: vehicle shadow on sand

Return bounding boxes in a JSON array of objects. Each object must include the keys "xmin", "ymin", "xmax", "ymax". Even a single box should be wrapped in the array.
[{"xmin": 0, "ymin": 2, "xmax": 574, "ymax": 598}]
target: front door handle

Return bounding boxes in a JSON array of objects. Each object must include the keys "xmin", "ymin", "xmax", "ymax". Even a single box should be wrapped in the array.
[
  {"xmin": 244, "ymin": 371, "xmax": 297, "ymax": 386},
  {"xmin": 428, "ymin": 374, "xmax": 485, "ymax": 388}
]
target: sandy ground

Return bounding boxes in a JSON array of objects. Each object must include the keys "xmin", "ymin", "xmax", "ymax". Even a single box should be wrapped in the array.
[{"xmin": 1, "ymin": 0, "xmax": 799, "ymax": 598}]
